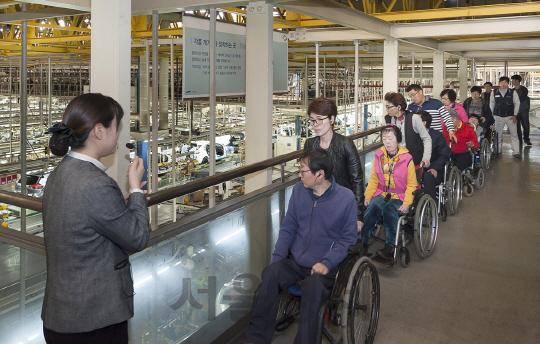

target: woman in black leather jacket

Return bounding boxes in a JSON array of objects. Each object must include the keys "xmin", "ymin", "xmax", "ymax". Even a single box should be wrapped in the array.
[{"xmin": 303, "ymin": 97, "xmax": 365, "ymax": 230}]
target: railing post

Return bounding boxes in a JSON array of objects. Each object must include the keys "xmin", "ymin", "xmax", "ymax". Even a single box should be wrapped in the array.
[{"xmin": 280, "ymin": 163, "xmax": 286, "ymax": 183}]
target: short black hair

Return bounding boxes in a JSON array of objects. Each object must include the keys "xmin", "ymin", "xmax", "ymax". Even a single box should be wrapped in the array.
[
  {"xmin": 406, "ymin": 84, "xmax": 422, "ymax": 93},
  {"xmin": 484, "ymin": 82, "xmax": 493, "ymax": 86},
  {"xmin": 511, "ymin": 74, "xmax": 522, "ymax": 82},
  {"xmin": 499, "ymin": 76, "xmax": 510, "ymax": 83},
  {"xmin": 440, "ymin": 89, "xmax": 457, "ymax": 102},
  {"xmin": 418, "ymin": 111, "xmax": 432, "ymax": 129},
  {"xmin": 381, "ymin": 125, "xmax": 403, "ymax": 143},
  {"xmin": 300, "ymin": 148, "xmax": 333, "ymax": 180},
  {"xmin": 470, "ymin": 86, "xmax": 482, "ymax": 94},
  {"xmin": 469, "ymin": 114, "xmax": 481, "ymax": 123}
]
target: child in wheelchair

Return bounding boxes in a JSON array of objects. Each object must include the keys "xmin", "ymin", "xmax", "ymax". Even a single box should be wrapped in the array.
[
  {"xmin": 359, "ymin": 125, "xmax": 418, "ymax": 261},
  {"xmin": 447, "ymin": 108, "xmax": 479, "ymax": 172}
]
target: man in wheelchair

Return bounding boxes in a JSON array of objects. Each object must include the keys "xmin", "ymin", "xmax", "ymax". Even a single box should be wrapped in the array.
[
  {"xmin": 244, "ymin": 148, "xmax": 357, "ymax": 344},
  {"xmin": 359, "ymin": 125, "xmax": 417, "ymax": 261},
  {"xmin": 447, "ymin": 108, "xmax": 479, "ymax": 172},
  {"xmin": 419, "ymin": 111, "xmax": 451, "ymax": 202}
]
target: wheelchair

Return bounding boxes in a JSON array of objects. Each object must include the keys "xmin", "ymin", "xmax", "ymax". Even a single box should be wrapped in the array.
[
  {"xmin": 462, "ymin": 155, "xmax": 485, "ymax": 197},
  {"xmin": 370, "ymin": 164, "xmax": 439, "ymax": 268},
  {"xmin": 257, "ymin": 245, "xmax": 381, "ymax": 344},
  {"xmin": 478, "ymin": 129, "xmax": 492, "ymax": 171},
  {"xmin": 438, "ymin": 161, "xmax": 462, "ymax": 221}
]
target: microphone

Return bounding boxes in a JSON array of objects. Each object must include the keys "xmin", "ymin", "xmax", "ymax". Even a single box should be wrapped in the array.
[{"xmin": 126, "ymin": 143, "xmax": 135, "ymax": 150}]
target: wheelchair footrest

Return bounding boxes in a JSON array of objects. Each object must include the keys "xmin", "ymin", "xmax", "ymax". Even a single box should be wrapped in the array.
[{"xmin": 372, "ymin": 256, "xmax": 395, "ymax": 268}]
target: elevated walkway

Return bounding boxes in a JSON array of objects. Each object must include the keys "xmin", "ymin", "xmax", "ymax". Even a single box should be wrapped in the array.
[{"xmin": 1, "ymin": 130, "xmax": 539, "ymax": 344}]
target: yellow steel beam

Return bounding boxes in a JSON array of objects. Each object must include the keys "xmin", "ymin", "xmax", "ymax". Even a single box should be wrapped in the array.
[
  {"xmin": 28, "ymin": 35, "xmax": 90, "ymax": 43},
  {"xmin": 373, "ymin": 2, "xmax": 540, "ymax": 21},
  {"xmin": 386, "ymin": 0, "xmax": 398, "ymax": 12},
  {"xmin": 132, "ymin": 28, "xmax": 183, "ymax": 37},
  {"xmin": 434, "ymin": 0, "xmax": 443, "ymax": 9},
  {"xmin": 0, "ymin": 44, "xmax": 70, "ymax": 53}
]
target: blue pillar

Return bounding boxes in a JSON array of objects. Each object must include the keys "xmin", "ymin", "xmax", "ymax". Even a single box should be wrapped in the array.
[{"xmin": 363, "ymin": 104, "xmax": 369, "ymax": 131}]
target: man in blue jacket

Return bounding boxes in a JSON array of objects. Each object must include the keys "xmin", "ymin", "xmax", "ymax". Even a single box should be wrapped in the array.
[
  {"xmin": 418, "ymin": 111, "xmax": 451, "ymax": 202},
  {"xmin": 244, "ymin": 148, "xmax": 357, "ymax": 344}
]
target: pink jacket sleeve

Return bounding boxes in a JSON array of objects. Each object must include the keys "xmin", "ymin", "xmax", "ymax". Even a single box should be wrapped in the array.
[{"xmin": 454, "ymin": 103, "xmax": 469, "ymax": 123}]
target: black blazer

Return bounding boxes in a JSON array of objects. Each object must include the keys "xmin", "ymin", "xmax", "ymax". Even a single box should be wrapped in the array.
[{"xmin": 304, "ymin": 132, "xmax": 365, "ymax": 221}]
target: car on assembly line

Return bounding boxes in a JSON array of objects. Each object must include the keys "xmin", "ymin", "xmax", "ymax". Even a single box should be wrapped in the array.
[{"xmin": 15, "ymin": 173, "xmax": 50, "ymax": 198}]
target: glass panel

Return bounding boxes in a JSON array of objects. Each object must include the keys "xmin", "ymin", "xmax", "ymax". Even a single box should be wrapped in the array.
[
  {"xmin": 0, "ymin": 244, "xmax": 47, "ymax": 344},
  {"xmin": 128, "ymin": 185, "xmax": 294, "ymax": 343}
]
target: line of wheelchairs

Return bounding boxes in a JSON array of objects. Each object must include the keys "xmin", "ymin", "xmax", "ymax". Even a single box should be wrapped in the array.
[
  {"xmin": 369, "ymin": 126, "xmax": 499, "ymax": 269},
  {"xmin": 249, "ymin": 128, "xmax": 499, "ymax": 344}
]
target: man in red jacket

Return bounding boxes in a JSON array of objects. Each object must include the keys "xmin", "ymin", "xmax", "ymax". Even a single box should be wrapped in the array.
[{"xmin": 448, "ymin": 108, "xmax": 479, "ymax": 171}]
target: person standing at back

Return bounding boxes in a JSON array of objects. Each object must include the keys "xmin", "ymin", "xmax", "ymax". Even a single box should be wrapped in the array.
[
  {"xmin": 490, "ymin": 76, "xmax": 521, "ymax": 158},
  {"xmin": 482, "ymin": 82, "xmax": 493, "ymax": 104},
  {"xmin": 304, "ymin": 97, "xmax": 365, "ymax": 231},
  {"xmin": 511, "ymin": 74, "xmax": 532, "ymax": 146},
  {"xmin": 406, "ymin": 84, "xmax": 456, "ymax": 143},
  {"xmin": 440, "ymin": 89, "xmax": 468, "ymax": 124},
  {"xmin": 42, "ymin": 93, "xmax": 150, "ymax": 344}
]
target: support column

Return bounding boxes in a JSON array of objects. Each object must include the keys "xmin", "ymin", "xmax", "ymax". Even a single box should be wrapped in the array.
[
  {"xmin": 411, "ymin": 51, "xmax": 415, "ymax": 84},
  {"xmin": 315, "ymin": 41, "xmax": 320, "ymax": 97},
  {"xmin": 139, "ymin": 54, "xmax": 149, "ymax": 131},
  {"xmin": 354, "ymin": 39, "xmax": 359, "ymax": 135},
  {"xmin": 433, "ymin": 51, "xmax": 445, "ymax": 99},
  {"xmin": 459, "ymin": 57, "xmax": 468, "ymax": 102},
  {"xmin": 91, "ymin": 0, "xmax": 131, "ymax": 190},
  {"xmin": 383, "ymin": 38, "xmax": 399, "ymax": 95},
  {"xmin": 159, "ymin": 57, "xmax": 169, "ymax": 130},
  {"xmin": 245, "ymin": 1, "xmax": 273, "ymax": 193}
]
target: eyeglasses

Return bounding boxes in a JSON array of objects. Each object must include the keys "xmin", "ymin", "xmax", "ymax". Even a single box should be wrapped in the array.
[
  {"xmin": 441, "ymin": 97, "xmax": 449, "ymax": 101},
  {"xmin": 408, "ymin": 91, "xmax": 420, "ymax": 98},
  {"xmin": 308, "ymin": 116, "xmax": 328, "ymax": 126},
  {"xmin": 299, "ymin": 169, "xmax": 312, "ymax": 176},
  {"xmin": 385, "ymin": 105, "xmax": 396, "ymax": 109}
]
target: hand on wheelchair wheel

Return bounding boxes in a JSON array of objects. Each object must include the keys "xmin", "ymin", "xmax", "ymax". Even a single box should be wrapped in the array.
[{"xmin": 398, "ymin": 205, "xmax": 409, "ymax": 214}]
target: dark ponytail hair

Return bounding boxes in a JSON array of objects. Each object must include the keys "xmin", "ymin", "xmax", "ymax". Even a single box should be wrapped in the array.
[{"xmin": 49, "ymin": 93, "xmax": 124, "ymax": 156}]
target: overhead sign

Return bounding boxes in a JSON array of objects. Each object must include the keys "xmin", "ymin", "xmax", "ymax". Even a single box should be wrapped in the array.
[{"xmin": 182, "ymin": 16, "xmax": 288, "ymax": 99}]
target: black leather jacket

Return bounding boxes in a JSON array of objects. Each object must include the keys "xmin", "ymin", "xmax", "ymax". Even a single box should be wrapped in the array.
[{"xmin": 304, "ymin": 132, "xmax": 365, "ymax": 222}]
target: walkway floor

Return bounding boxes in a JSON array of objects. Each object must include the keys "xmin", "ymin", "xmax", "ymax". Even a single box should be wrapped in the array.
[{"xmin": 269, "ymin": 134, "xmax": 540, "ymax": 344}]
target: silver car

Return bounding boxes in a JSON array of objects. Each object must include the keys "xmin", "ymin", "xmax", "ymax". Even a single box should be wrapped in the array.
[{"xmin": 15, "ymin": 173, "xmax": 50, "ymax": 198}]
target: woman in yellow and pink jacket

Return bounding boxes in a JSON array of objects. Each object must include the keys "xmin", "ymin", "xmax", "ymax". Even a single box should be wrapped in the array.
[{"xmin": 359, "ymin": 125, "xmax": 417, "ymax": 261}]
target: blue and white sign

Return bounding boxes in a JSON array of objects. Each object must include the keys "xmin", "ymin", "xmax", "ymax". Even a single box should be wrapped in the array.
[{"xmin": 182, "ymin": 16, "xmax": 288, "ymax": 99}]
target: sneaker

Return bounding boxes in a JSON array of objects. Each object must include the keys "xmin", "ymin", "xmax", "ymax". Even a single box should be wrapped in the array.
[
  {"xmin": 525, "ymin": 141, "xmax": 532, "ymax": 146},
  {"xmin": 513, "ymin": 154, "xmax": 521, "ymax": 159},
  {"xmin": 376, "ymin": 244, "xmax": 395, "ymax": 261}
]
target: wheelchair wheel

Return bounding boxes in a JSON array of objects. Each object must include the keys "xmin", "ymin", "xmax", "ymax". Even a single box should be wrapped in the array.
[
  {"xmin": 413, "ymin": 194, "xmax": 438, "ymax": 259},
  {"xmin": 399, "ymin": 247, "xmax": 410, "ymax": 268},
  {"xmin": 447, "ymin": 166, "xmax": 462, "ymax": 215},
  {"xmin": 440, "ymin": 201, "xmax": 447, "ymax": 222},
  {"xmin": 474, "ymin": 168, "xmax": 485, "ymax": 190},
  {"xmin": 463, "ymin": 182, "xmax": 474, "ymax": 197},
  {"xmin": 275, "ymin": 293, "xmax": 300, "ymax": 333},
  {"xmin": 341, "ymin": 257, "xmax": 380, "ymax": 344},
  {"xmin": 315, "ymin": 300, "xmax": 330, "ymax": 343},
  {"xmin": 480, "ymin": 140, "xmax": 491, "ymax": 171}
]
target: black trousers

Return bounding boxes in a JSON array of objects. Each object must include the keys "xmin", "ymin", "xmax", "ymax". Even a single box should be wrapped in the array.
[
  {"xmin": 451, "ymin": 153, "xmax": 472, "ymax": 172},
  {"xmin": 423, "ymin": 170, "xmax": 443, "ymax": 202},
  {"xmin": 516, "ymin": 111, "xmax": 530, "ymax": 144},
  {"xmin": 245, "ymin": 257, "xmax": 337, "ymax": 344},
  {"xmin": 44, "ymin": 321, "xmax": 128, "ymax": 344}
]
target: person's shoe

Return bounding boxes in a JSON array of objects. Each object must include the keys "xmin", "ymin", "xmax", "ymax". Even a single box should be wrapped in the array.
[
  {"xmin": 376, "ymin": 244, "xmax": 395, "ymax": 261},
  {"xmin": 525, "ymin": 141, "xmax": 532, "ymax": 146},
  {"xmin": 513, "ymin": 154, "xmax": 521, "ymax": 159}
]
